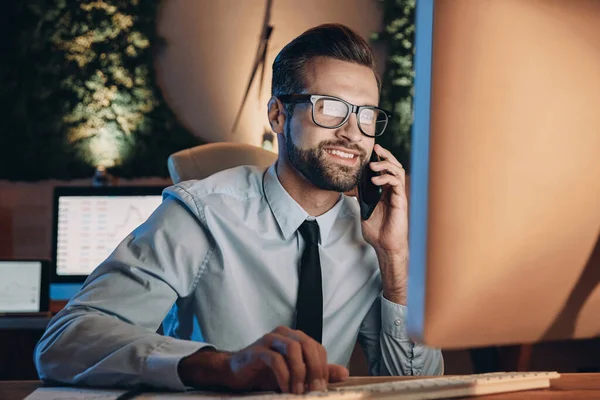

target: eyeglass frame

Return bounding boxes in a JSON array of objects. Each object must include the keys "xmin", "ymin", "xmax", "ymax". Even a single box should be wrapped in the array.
[{"xmin": 277, "ymin": 94, "xmax": 392, "ymax": 138}]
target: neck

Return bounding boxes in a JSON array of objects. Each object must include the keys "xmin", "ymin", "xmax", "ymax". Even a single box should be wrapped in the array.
[{"xmin": 275, "ymin": 158, "xmax": 341, "ymax": 217}]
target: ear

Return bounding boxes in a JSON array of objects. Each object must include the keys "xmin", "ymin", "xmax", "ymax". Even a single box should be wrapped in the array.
[{"xmin": 267, "ymin": 96, "xmax": 287, "ymax": 134}]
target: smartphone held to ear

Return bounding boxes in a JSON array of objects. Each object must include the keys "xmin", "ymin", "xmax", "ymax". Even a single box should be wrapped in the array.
[{"xmin": 357, "ymin": 151, "xmax": 383, "ymax": 220}]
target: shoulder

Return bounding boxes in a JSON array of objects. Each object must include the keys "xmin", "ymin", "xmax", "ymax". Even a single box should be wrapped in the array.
[{"xmin": 162, "ymin": 165, "xmax": 267, "ymax": 217}]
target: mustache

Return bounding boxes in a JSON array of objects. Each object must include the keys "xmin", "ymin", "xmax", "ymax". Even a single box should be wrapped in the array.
[{"xmin": 318, "ymin": 140, "xmax": 367, "ymax": 159}]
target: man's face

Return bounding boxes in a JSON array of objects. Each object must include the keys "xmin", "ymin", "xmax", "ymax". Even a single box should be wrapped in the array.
[{"xmin": 283, "ymin": 57, "xmax": 379, "ymax": 193}]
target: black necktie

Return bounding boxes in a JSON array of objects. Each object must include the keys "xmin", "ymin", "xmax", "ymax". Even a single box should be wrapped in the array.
[{"xmin": 295, "ymin": 220, "xmax": 323, "ymax": 343}]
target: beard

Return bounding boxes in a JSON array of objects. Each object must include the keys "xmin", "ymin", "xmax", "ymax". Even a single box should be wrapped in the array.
[{"xmin": 285, "ymin": 130, "xmax": 368, "ymax": 193}]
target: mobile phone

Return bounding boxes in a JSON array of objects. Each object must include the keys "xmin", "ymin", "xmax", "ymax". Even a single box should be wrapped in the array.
[{"xmin": 357, "ymin": 151, "xmax": 383, "ymax": 220}]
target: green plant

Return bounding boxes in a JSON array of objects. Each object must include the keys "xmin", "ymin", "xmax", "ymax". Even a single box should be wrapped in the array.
[
  {"xmin": 0, "ymin": 0, "xmax": 199, "ymax": 181},
  {"xmin": 372, "ymin": 0, "xmax": 416, "ymax": 172}
]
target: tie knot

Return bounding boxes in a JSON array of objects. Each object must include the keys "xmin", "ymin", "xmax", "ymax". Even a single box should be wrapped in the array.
[{"xmin": 298, "ymin": 220, "xmax": 320, "ymax": 245}]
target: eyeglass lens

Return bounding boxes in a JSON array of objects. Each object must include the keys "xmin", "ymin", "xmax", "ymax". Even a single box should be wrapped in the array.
[{"xmin": 314, "ymin": 98, "xmax": 387, "ymax": 136}]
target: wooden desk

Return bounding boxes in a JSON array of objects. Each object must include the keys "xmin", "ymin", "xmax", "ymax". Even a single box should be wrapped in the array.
[{"xmin": 2, "ymin": 374, "xmax": 599, "ymax": 400}]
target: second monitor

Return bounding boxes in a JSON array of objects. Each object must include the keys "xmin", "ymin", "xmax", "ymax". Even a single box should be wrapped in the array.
[{"xmin": 51, "ymin": 186, "xmax": 164, "ymax": 283}]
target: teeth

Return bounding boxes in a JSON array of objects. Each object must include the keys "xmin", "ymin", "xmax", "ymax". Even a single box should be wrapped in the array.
[{"xmin": 326, "ymin": 149, "xmax": 355, "ymax": 159}]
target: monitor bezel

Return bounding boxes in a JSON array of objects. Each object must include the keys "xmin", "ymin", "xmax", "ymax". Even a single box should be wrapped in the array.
[
  {"xmin": 407, "ymin": 0, "xmax": 435, "ymax": 343},
  {"xmin": 0, "ymin": 259, "xmax": 50, "ymax": 314},
  {"xmin": 51, "ymin": 186, "xmax": 165, "ymax": 283}
]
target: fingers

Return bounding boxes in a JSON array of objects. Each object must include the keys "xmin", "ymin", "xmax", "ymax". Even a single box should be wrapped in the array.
[
  {"xmin": 269, "ymin": 332, "xmax": 306, "ymax": 394},
  {"xmin": 327, "ymin": 364, "xmax": 350, "ymax": 383},
  {"xmin": 296, "ymin": 332, "xmax": 326, "ymax": 392},
  {"xmin": 370, "ymin": 145, "xmax": 406, "ymax": 193},
  {"xmin": 258, "ymin": 348, "xmax": 290, "ymax": 394},
  {"xmin": 369, "ymin": 159, "xmax": 404, "ymax": 177},
  {"xmin": 374, "ymin": 144, "xmax": 401, "ymax": 167},
  {"xmin": 272, "ymin": 326, "xmax": 327, "ymax": 392},
  {"xmin": 372, "ymin": 173, "xmax": 401, "ymax": 187},
  {"xmin": 370, "ymin": 160, "xmax": 406, "ymax": 189},
  {"xmin": 318, "ymin": 345, "xmax": 329, "ymax": 386},
  {"xmin": 371, "ymin": 175, "xmax": 408, "ymax": 203},
  {"xmin": 371, "ymin": 147, "xmax": 405, "ymax": 175},
  {"xmin": 233, "ymin": 327, "xmax": 331, "ymax": 394}
]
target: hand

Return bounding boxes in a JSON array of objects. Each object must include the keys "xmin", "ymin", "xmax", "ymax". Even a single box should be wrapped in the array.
[
  {"xmin": 360, "ymin": 144, "xmax": 409, "ymax": 303},
  {"xmin": 361, "ymin": 144, "xmax": 408, "ymax": 254},
  {"xmin": 178, "ymin": 326, "xmax": 349, "ymax": 394}
]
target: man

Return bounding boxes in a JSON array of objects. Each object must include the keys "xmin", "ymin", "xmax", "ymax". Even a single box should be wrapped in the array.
[{"xmin": 35, "ymin": 24, "xmax": 443, "ymax": 394}]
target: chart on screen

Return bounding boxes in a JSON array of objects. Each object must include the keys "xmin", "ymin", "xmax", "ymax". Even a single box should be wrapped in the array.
[
  {"xmin": 55, "ymin": 195, "xmax": 162, "ymax": 276},
  {"xmin": 0, "ymin": 261, "xmax": 41, "ymax": 312}
]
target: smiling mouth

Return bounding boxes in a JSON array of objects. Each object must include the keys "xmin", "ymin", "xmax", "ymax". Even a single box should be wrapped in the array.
[{"xmin": 324, "ymin": 149, "xmax": 358, "ymax": 160}]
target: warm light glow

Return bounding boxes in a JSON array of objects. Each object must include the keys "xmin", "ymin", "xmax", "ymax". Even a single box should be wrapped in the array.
[{"xmin": 56, "ymin": 1, "xmax": 157, "ymax": 168}]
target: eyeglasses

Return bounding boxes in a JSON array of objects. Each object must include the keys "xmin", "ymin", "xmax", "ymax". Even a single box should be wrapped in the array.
[{"xmin": 278, "ymin": 94, "xmax": 392, "ymax": 138}]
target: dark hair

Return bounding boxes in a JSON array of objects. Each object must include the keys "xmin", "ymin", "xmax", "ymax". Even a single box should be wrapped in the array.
[{"xmin": 271, "ymin": 24, "xmax": 380, "ymax": 103}]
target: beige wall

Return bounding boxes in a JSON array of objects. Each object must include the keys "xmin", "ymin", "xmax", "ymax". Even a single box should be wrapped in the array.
[{"xmin": 154, "ymin": 0, "xmax": 383, "ymax": 147}]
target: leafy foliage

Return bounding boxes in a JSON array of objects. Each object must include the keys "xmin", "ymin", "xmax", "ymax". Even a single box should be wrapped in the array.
[
  {"xmin": 0, "ymin": 0, "xmax": 199, "ymax": 181},
  {"xmin": 373, "ymin": 0, "xmax": 416, "ymax": 172}
]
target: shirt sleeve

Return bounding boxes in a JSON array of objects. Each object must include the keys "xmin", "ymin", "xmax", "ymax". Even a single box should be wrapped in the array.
[
  {"xmin": 35, "ymin": 192, "xmax": 215, "ymax": 390},
  {"xmin": 357, "ymin": 294, "xmax": 444, "ymax": 376}
]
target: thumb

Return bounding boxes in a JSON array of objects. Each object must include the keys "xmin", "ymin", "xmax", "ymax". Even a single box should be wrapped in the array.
[{"xmin": 327, "ymin": 364, "xmax": 350, "ymax": 383}]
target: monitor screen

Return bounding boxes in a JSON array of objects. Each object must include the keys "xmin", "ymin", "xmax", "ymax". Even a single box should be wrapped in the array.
[
  {"xmin": 0, "ymin": 260, "xmax": 48, "ymax": 313},
  {"xmin": 52, "ymin": 187, "xmax": 164, "ymax": 281},
  {"xmin": 407, "ymin": 0, "xmax": 600, "ymax": 348}
]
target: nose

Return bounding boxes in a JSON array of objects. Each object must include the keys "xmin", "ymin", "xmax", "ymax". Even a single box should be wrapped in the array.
[{"xmin": 336, "ymin": 113, "xmax": 363, "ymax": 143}]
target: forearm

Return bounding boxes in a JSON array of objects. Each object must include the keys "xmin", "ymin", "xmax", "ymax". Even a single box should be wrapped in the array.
[
  {"xmin": 376, "ymin": 249, "xmax": 408, "ymax": 305},
  {"xmin": 379, "ymin": 297, "xmax": 444, "ymax": 376},
  {"xmin": 358, "ymin": 295, "xmax": 443, "ymax": 377},
  {"xmin": 35, "ymin": 194, "xmax": 218, "ymax": 390},
  {"xmin": 35, "ymin": 306, "xmax": 207, "ymax": 390},
  {"xmin": 380, "ymin": 335, "xmax": 444, "ymax": 376}
]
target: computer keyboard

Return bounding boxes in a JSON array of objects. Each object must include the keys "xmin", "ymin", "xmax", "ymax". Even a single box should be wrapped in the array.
[
  {"xmin": 324, "ymin": 371, "xmax": 561, "ymax": 400},
  {"xmin": 24, "ymin": 372, "xmax": 561, "ymax": 399},
  {"xmin": 208, "ymin": 372, "xmax": 559, "ymax": 400}
]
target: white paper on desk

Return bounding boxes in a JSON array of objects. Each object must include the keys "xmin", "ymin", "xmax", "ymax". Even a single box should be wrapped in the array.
[
  {"xmin": 25, "ymin": 387, "xmax": 315, "ymax": 400},
  {"xmin": 25, "ymin": 387, "xmax": 125, "ymax": 400}
]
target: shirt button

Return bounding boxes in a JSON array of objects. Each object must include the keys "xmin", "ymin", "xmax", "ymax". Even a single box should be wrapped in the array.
[{"xmin": 394, "ymin": 319, "xmax": 402, "ymax": 326}]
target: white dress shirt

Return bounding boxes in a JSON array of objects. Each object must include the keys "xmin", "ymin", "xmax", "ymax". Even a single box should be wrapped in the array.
[{"xmin": 35, "ymin": 164, "xmax": 443, "ymax": 390}]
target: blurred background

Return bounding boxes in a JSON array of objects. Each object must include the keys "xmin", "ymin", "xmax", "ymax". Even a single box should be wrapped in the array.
[{"xmin": 0, "ymin": 0, "xmax": 412, "ymax": 256}]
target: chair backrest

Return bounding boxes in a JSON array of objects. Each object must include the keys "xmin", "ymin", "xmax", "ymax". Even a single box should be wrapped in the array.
[{"xmin": 167, "ymin": 142, "xmax": 278, "ymax": 184}]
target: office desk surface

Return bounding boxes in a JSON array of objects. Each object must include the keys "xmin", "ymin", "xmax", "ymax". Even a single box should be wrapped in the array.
[{"xmin": 2, "ymin": 374, "xmax": 599, "ymax": 400}]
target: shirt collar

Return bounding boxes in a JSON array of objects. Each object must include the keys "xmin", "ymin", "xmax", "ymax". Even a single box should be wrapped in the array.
[{"xmin": 263, "ymin": 163, "xmax": 344, "ymax": 244}]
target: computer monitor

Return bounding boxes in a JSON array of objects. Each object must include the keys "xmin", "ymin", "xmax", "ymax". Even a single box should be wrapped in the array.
[
  {"xmin": 407, "ymin": 0, "xmax": 600, "ymax": 349},
  {"xmin": 0, "ymin": 260, "xmax": 49, "ymax": 314},
  {"xmin": 51, "ymin": 186, "xmax": 164, "ymax": 283}
]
